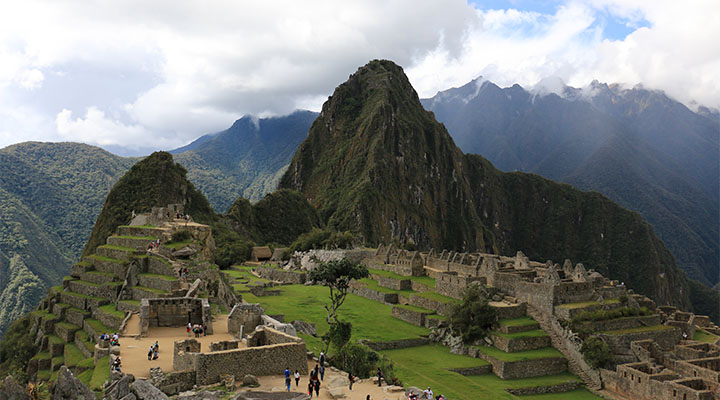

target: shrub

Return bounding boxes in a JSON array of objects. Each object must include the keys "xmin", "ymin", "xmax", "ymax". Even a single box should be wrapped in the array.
[
  {"xmin": 285, "ymin": 228, "xmax": 355, "ymax": 257},
  {"xmin": 581, "ymin": 336, "xmax": 613, "ymax": 369},
  {"xmin": 323, "ymin": 320, "xmax": 352, "ymax": 351},
  {"xmin": 170, "ymin": 230, "xmax": 191, "ymax": 242},
  {"xmin": 449, "ymin": 285, "xmax": 497, "ymax": 344},
  {"xmin": 215, "ymin": 240, "xmax": 254, "ymax": 269},
  {"xmin": 0, "ymin": 314, "xmax": 37, "ymax": 382},
  {"xmin": 331, "ymin": 341, "xmax": 397, "ymax": 382}
]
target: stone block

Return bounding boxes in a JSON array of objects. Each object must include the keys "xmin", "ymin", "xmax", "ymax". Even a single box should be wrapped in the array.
[
  {"xmin": 376, "ymin": 276, "xmax": 411, "ymax": 291},
  {"xmin": 490, "ymin": 333, "xmax": 552, "ymax": 353},
  {"xmin": 391, "ymin": 306, "xmax": 432, "ymax": 327}
]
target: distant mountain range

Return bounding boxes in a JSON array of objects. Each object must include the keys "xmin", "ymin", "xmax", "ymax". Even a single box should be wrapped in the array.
[
  {"xmin": 422, "ymin": 78, "xmax": 719, "ymax": 287},
  {"xmin": 172, "ymin": 110, "xmax": 317, "ymax": 212}
]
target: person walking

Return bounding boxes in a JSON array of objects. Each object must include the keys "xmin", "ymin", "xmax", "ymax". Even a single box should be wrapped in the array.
[
  {"xmin": 294, "ymin": 370, "xmax": 300, "ymax": 387},
  {"xmin": 377, "ymin": 368, "xmax": 383, "ymax": 387},
  {"xmin": 320, "ymin": 364, "xmax": 325, "ymax": 381},
  {"xmin": 319, "ymin": 351, "xmax": 325, "ymax": 366},
  {"xmin": 423, "ymin": 387, "xmax": 433, "ymax": 400},
  {"xmin": 313, "ymin": 379, "xmax": 320, "ymax": 397},
  {"xmin": 307, "ymin": 381, "xmax": 314, "ymax": 398},
  {"xmin": 187, "ymin": 323, "xmax": 191, "ymax": 337},
  {"xmin": 147, "ymin": 345, "xmax": 153, "ymax": 361},
  {"xmin": 349, "ymin": 372, "xmax": 354, "ymax": 391},
  {"xmin": 284, "ymin": 367, "xmax": 291, "ymax": 392}
]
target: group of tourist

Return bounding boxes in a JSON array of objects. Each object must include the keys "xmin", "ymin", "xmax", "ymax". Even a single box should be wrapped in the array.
[
  {"xmin": 186, "ymin": 322, "xmax": 206, "ymax": 337},
  {"xmin": 147, "ymin": 238, "xmax": 161, "ymax": 251},
  {"xmin": 99, "ymin": 333, "xmax": 120, "ymax": 346},
  {"xmin": 407, "ymin": 387, "xmax": 442, "ymax": 400},
  {"xmin": 147, "ymin": 341, "xmax": 159, "ymax": 360},
  {"xmin": 179, "ymin": 267, "xmax": 189, "ymax": 282},
  {"xmin": 111, "ymin": 356, "xmax": 122, "ymax": 372}
]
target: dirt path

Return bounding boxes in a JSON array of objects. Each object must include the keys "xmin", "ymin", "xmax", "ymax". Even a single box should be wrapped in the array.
[
  {"xmin": 252, "ymin": 360, "xmax": 406, "ymax": 400},
  {"xmin": 119, "ymin": 314, "xmax": 236, "ymax": 378}
]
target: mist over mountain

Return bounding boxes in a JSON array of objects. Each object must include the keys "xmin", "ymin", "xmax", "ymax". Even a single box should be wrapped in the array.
[
  {"xmin": 422, "ymin": 78, "xmax": 719, "ymax": 287},
  {"xmin": 172, "ymin": 110, "xmax": 317, "ymax": 212}
]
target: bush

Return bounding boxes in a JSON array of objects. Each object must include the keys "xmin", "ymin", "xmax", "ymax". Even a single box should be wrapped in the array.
[
  {"xmin": 449, "ymin": 285, "xmax": 497, "ymax": 344},
  {"xmin": 285, "ymin": 228, "xmax": 355, "ymax": 257},
  {"xmin": 323, "ymin": 320, "xmax": 352, "ymax": 351},
  {"xmin": 331, "ymin": 342, "xmax": 397, "ymax": 382},
  {"xmin": 0, "ymin": 314, "xmax": 37, "ymax": 382},
  {"xmin": 581, "ymin": 336, "xmax": 613, "ymax": 369},
  {"xmin": 170, "ymin": 230, "xmax": 191, "ymax": 242},
  {"xmin": 569, "ymin": 306, "xmax": 652, "ymax": 332},
  {"xmin": 215, "ymin": 240, "xmax": 254, "ymax": 269}
]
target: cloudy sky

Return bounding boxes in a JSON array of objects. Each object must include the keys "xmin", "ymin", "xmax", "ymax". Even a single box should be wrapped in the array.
[{"xmin": 0, "ymin": 0, "xmax": 717, "ymax": 156}]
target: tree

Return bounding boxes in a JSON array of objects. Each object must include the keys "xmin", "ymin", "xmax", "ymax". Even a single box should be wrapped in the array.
[
  {"xmin": 449, "ymin": 284, "xmax": 497, "ymax": 344},
  {"xmin": 581, "ymin": 336, "xmax": 613, "ymax": 369},
  {"xmin": 308, "ymin": 258, "xmax": 369, "ymax": 325}
]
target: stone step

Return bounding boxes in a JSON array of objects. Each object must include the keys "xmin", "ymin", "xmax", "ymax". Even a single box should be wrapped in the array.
[
  {"xmin": 118, "ymin": 300, "xmax": 141, "ymax": 313},
  {"xmin": 137, "ymin": 273, "xmax": 180, "ymax": 292},
  {"xmin": 106, "ymin": 235, "xmax": 156, "ymax": 250},
  {"xmin": 489, "ymin": 302, "xmax": 527, "ymax": 319},
  {"xmin": 391, "ymin": 304, "xmax": 436, "ymax": 327},
  {"xmin": 59, "ymin": 291, "xmax": 109, "ymax": 311},
  {"xmin": 131, "ymin": 286, "xmax": 169, "ymax": 300},
  {"xmin": 147, "ymin": 255, "xmax": 175, "ymax": 276},
  {"xmin": 85, "ymin": 255, "xmax": 130, "ymax": 278},
  {"xmin": 553, "ymin": 299, "xmax": 622, "ymax": 320},
  {"xmin": 51, "ymin": 303, "xmax": 72, "ymax": 319},
  {"xmin": 96, "ymin": 245, "xmax": 139, "ymax": 261},
  {"xmin": 490, "ymin": 330, "xmax": 552, "ymax": 352},
  {"xmin": 54, "ymin": 321, "xmax": 81, "ymax": 342},
  {"xmin": 66, "ymin": 280, "xmax": 122, "ymax": 301},
  {"xmin": 117, "ymin": 225, "xmax": 166, "ymax": 239},
  {"xmin": 78, "ymin": 271, "xmax": 118, "ymax": 285},
  {"xmin": 497, "ymin": 317, "xmax": 541, "ymax": 334},
  {"xmin": 71, "ymin": 261, "xmax": 93, "ymax": 278},
  {"xmin": 469, "ymin": 346, "xmax": 567, "ymax": 379}
]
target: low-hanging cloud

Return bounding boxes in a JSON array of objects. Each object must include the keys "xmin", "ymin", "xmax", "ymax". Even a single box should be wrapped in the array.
[{"xmin": 0, "ymin": 0, "xmax": 717, "ymax": 153}]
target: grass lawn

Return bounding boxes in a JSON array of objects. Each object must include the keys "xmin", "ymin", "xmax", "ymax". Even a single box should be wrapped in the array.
[
  {"xmin": 32, "ymin": 352, "xmax": 51, "ymax": 361},
  {"xmin": 98, "ymin": 244, "xmax": 136, "ymax": 252},
  {"xmin": 99, "ymin": 304, "xmax": 126, "ymax": 319},
  {"xmin": 412, "ymin": 291, "xmax": 459, "ymax": 304},
  {"xmin": 693, "ymin": 329, "xmax": 719, "ymax": 343},
  {"xmin": 380, "ymin": 343, "xmax": 596, "ymax": 400},
  {"xmin": 114, "ymin": 235, "xmax": 155, "ymax": 240},
  {"xmin": 88, "ymin": 254, "xmax": 125, "ymax": 264},
  {"xmin": 556, "ymin": 299, "xmax": 620, "ymax": 309},
  {"xmin": 64, "ymin": 343, "xmax": 85, "ymax": 367},
  {"xmin": 240, "ymin": 284, "xmax": 429, "ymax": 353},
  {"xmin": 77, "ymin": 368, "xmax": 93, "ymax": 387},
  {"xmin": 474, "ymin": 346, "xmax": 563, "ymax": 362},
  {"xmin": 394, "ymin": 303, "xmax": 435, "ymax": 314},
  {"xmin": 498, "ymin": 317, "xmax": 539, "ymax": 328},
  {"xmin": 600, "ymin": 325, "xmax": 673, "ymax": 335},
  {"xmin": 491, "ymin": 329, "xmax": 549, "ymax": 339},
  {"xmin": 90, "ymin": 356, "xmax": 110, "ymax": 391},
  {"xmin": 85, "ymin": 319, "xmax": 113, "ymax": 335},
  {"xmin": 47, "ymin": 335, "xmax": 64, "ymax": 345}
]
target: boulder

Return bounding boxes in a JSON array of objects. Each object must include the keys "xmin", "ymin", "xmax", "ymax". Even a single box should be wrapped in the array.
[
  {"xmin": 186, "ymin": 279, "xmax": 202, "ymax": 297},
  {"xmin": 52, "ymin": 366, "xmax": 95, "ymax": 400},
  {"xmin": 242, "ymin": 374, "xmax": 260, "ymax": 387},
  {"xmin": 326, "ymin": 375, "xmax": 349, "ymax": 389},
  {"xmin": 0, "ymin": 375, "xmax": 30, "ymax": 400},
  {"xmin": 172, "ymin": 247, "xmax": 197, "ymax": 258},
  {"xmin": 328, "ymin": 387, "xmax": 346, "ymax": 399},
  {"xmin": 291, "ymin": 320, "xmax": 316, "ymax": 336},
  {"xmin": 384, "ymin": 385, "xmax": 404, "ymax": 393},
  {"xmin": 130, "ymin": 379, "xmax": 170, "ymax": 400},
  {"xmin": 105, "ymin": 374, "xmax": 134, "ymax": 400},
  {"xmin": 119, "ymin": 395, "xmax": 138, "ymax": 400}
]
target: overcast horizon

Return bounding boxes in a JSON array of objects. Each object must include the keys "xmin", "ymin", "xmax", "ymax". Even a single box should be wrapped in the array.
[{"xmin": 1, "ymin": 0, "xmax": 718, "ymax": 156}]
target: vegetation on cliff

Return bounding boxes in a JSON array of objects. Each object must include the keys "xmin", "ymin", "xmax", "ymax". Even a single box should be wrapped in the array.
[{"xmin": 279, "ymin": 59, "xmax": 696, "ymax": 310}]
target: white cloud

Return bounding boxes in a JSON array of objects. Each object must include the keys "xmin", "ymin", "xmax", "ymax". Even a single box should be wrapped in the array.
[{"xmin": 0, "ymin": 0, "xmax": 717, "ymax": 152}]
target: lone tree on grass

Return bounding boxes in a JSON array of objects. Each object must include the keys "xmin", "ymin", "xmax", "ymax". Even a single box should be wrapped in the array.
[{"xmin": 309, "ymin": 258, "xmax": 369, "ymax": 352}]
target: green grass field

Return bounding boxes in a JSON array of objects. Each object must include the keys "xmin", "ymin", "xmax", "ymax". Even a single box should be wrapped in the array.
[
  {"xmin": 474, "ymin": 345, "xmax": 563, "ymax": 362},
  {"xmin": 491, "ymin": 329, "xmax": 549, "ymax": 339},
  {"xmin": 600, "ymin": 325, "xmax": 673, "ymax": 335},
  {"xmin": 90, "ymin": 356, "xmax": 110, "ymax": 391},
  {"xmin": 693, "ymin": 329, "xmax": 719, "ymax": 343},
  {"xmin": 498, "ymin": 317, "xmax": 539, "ymax": 328}
]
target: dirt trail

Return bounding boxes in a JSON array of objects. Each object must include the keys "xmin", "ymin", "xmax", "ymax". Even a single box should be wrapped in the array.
[{"xmin": 119, "ymin": 314, "xmax": 236, "ymax": 378}]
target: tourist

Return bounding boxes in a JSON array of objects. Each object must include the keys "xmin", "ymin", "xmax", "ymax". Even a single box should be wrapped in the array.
[
  {"xmin": 202, "ymin": 323, "xmax": 207, "ymax": 336},
  {"xmin": 319, "ymin": 351, "xmax": 325, "ymax": 366},
  {"xmin": 112, "ymin": 356, "xmax": 122, "ymax": 372},
  {"xmin": 313, "ymin": 379, "xmax": 320, "ymax": 396},
  {"xmin": 294, "ymin": 370, "xmax": 300, "ymax": 387},
  {"xmin": 307, "ymin": 381, "xmax": 314, "ymax": 398},
  {"xmin": 366, "ymin": 396, "xmax": 372, "ymax": 400},
  {"xmin": 319, "ymin": 364, "xmax": 325, "ymax": 381},
  {"xmin": 423, "ymin": 387, "xmax": 433, "ymax": 400},
  {"xmin": 186, "ymin": 322, "xmax": 191, "ymax": 337},
  {"xmin": 313, "ymin": 364, "xmax": 319, "ymax": 379},
  {"xmin": 377, "ymin": 368, "xmax": 383, "ymax": 387},
  {"xmin": 147, "ymin": 345, "xmax": 153, "ymax": 361},
  {"xmin": 348, "ymin": 372, "xmax": 354, "ymax": 391},
  {"xmin": 284, "ymin": 367, "xmax": 291, "ymax": 391},
  {"xmin": 153, "ymin": 341, "xmax": 159, "ymax": 352}
]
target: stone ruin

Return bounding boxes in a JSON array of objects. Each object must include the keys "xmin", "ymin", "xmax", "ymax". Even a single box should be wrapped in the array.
[{"xmin": 139, "ymin": 297, "xmax": 213, "ymax": 336}]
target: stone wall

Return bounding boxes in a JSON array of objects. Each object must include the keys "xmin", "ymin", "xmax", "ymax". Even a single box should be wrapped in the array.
[
  {"xmin": 471, "ymin": 349, "xmax": 567, "ymax": 379},
  {"xmin": 140, "ymin": 298, "xmax": 212, "ymax": 336},
  {"xmin": 435, "ymin": 274, "xmax": 485, "ymax": 300},
  {"xmin": 600, "ymin": 327, "xmax": 682, "ymax": 353},
  {"xmin": 150, "ymin": 368, "xmax": 196, "ymax": 396},
  {"xmin": 349, "ymin": 285, "xmax": 399, "ymax": 304},
  {"xmin": 228, "ymin": 303, "xmax": 264, "ymax": 336},
  {"xmin": 362, "ymin": 338, "xmax": 431, "ymax": 351},
  {"xmin": 94, "ymin": 308, "xmax": 124, "ymax": 331},
  {"xmin": 256, "ymin": 266, "xmax": 307, "ymax": 284},
  {"xmin": 376, "ymin": 276, "xmax": 411, "ymax": 291},
  {"xmin": 674, "ymin": 358, "xmax": 720, "ymax": 383},
  {"xmin": 147, "ymin": 256, "xmax": 175, "ymax": 276},
  {"xmin": 490, "ymin": 333, "xmax": 551, "ymax": 353},
  {"xmin": 601, "ymin": 364, "xmax": 716, "ymax": 400},
  {"xmin": 391, "ymin": 306, "xmax": 428, "ymax": 327},
  {"xmin": 505, "ymin": 382, "xmax": 581, "ymax": 396},
  {"xmin": 553, "ymin": 282, "xmax": 595, "ymax": 305},
  {"xmin": 574, "ymin": 315, "xmax": 661, "ymax": 333},
  {"xmin": 448, "ymin": 365, "xmax": 493, "ymax": 376},
  {"xmin": 137, "ymin": 274, "xmax": 179, "ymax": 292},
  {"xmin": 408, "ymin": 294, "xmax": 454, "ymax": 316},
  {"xmin": 210, "ymin": 340, "xmax": 239, "ymax": 352}
]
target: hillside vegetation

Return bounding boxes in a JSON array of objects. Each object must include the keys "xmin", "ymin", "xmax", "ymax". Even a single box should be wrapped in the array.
[{"xmin": 280, "ymin": 59, "xmax": 694, "ymax": 311}]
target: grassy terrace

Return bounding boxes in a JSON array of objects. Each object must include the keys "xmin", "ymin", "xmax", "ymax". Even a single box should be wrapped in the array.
[
  {"xmin": 32, "ymin": 352, "xmax": 51, "ymax": 360},
  {"xmin": 239, "ymin": 283, "xmax": 429, "ymax": 353},
  {"xmin": 84, "ymin": 270, "xmax": 116, "ymax": 278},
  {"xmin": 369, "ymin": 268, "xmax": 436, "ymax": 287},
  {"xmin": 119, "ymin": 299, "xmax": 141, "ymax": 306},
  {"xmin": 394, "ymin": 303, "xmax": 435, "ymax": 314},
  {"xmin": 498, "ymin": 317, "xmax": 539, "ymax": 328},
  {"xmin": 64, "ymin": 291, "xmax": 105, "ymax": 301},
  {"xmin": 55, "ymin": 321, "xmax": 80, "ymax": 331},
  {"xmin": 85, "ymin": 318, "xmax": 113, "ymax": 334},
  {"xmin": 67, "ymin": 306, "xmax": 90, "ymax": 316},
  {"xmin": 413, "ymin": 291, "xmax": 459, "ymax": 304},
  {"xmin": 556, "ymin": 299, "xmax": 620, "ymax": 309},
  {"xmin": 90, "ymin": 355, "xmax": 110, "ymax": 391},
  {"xmin": 98, "ymin": 244, "xmax": 136, "ymax": 252},
  {"xmin": 47, "ymin": 335, "xmax": 64, "ymax": 345},
  {"xmin": 134, "ymin": 286, "xmax": 169, "ymax": 295},
  {"xmin": 693, "ymin": 329, "xmax": 719, "ymax": 343},
  {"xmin": 138, "ymin": 272, "xmax": 178, "ymax": 281},
  {"xmin": 601, "ymin": 325, "xmax": 674, "ymax": 335},
  {"xmin": 114, "ymin": 235, "xmax": 156, "ymax": 240},
  {"xmin": 474, "ymin": 345, "xmax": 563, "ymax": 362},
  {"xmin": 87, "ymin": 254, "xmax": 125, "ymax": 264},
  {"xmin": 359, "ymin": 277, "xmax": 414, "ymax": 296},
  {"xmin": 491, "ymin": 329, "xmax": 549, "ymax": 339},
  {"xmin": 76, "ymin": 331, "xmax": 96, "ymax": 354},
  {"xmin": 99, "ymin": 304, "xmax": 125, "ymax": 319},
  {"xmin": 64, "ymin": 343, "xmax": 85, "ymax": 367},
  {"xmin": 381, "ymin": 344, "xmax": 594, "ymax": 400}
]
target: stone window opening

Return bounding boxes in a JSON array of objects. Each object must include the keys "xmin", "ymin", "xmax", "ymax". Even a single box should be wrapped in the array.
[
  {"xmin": 673, "ymin": 389, "xmax": 677, "ymax": 397},
  {"xmin": 638, "ymin": 376, "xmax": 641, "ymax": 384}
]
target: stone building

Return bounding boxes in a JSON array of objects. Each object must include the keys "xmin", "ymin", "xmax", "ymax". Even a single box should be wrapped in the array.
[{"xmin": 139, "ymin": 297, "xmax": 213, "ymax": 336}]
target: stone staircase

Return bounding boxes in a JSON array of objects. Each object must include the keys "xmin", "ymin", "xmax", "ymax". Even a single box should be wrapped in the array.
[{"xmin": 527, "ymin": 304, "xmax": 602, "ymax": 390}]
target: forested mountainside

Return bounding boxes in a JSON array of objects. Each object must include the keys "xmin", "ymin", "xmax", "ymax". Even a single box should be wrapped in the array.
[
  {"xmin": 0, "ymin": 142, "xmax": 135, "ymax": 335},
  {"xmin": 280, "ymin": 59, "xmax": 703, "ymax": 312},
  {"xmin": 422, "ymin": 79, "xmax": 719, "ymax": 288},
  {"xmin": 173, "ymin": 111, "xmax": 317, "ymax": 211}
]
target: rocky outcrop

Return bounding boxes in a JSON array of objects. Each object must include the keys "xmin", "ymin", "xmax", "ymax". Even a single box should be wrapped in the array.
[
  {"xmin": 130, "ymin": 379, "xmax": 170, "ymax": 400},
  {"xmin": 0, "ymin": 375, "xmax": 30, "ymax": 400},
  {"xmin": 52, "ymin": 366, "xmax": 95, "ymax": 400}
]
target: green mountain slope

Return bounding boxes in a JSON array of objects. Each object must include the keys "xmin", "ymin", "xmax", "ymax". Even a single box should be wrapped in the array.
[
  {"xmin": 173, "ymin": 111, "xmax": 317, "ymax": 211},
  {"xmin": 280, "ymin": 59, "xmax": 692, "ymax": 310},
  {"xmin": 83, "ymin": 151, "xmax": 216, "ymax": 257}
]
